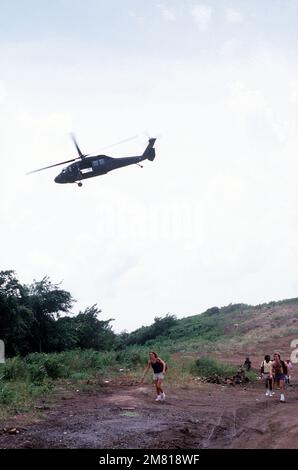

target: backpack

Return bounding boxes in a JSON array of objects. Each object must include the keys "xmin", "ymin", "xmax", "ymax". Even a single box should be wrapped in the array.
[
  {"xmin": 281, "ymin": 360, "xmax": 288, "ymax": 375},
  {"xmin": 273, "ymin": 360, "xmax": 287, "ymax": 375}
]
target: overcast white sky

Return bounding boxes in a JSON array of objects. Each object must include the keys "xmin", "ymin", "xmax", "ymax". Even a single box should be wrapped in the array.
[{"xmin": 1, "ymin": 0, "xmax": 298, "ymax": 332}]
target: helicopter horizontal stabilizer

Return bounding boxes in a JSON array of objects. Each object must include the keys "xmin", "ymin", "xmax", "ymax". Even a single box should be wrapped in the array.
[{"xmin": 143, "ymin": 138, "xmax": 156, "ymax": 161}]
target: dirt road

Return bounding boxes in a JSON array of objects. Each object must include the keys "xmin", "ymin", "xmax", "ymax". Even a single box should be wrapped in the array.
[{"xmin": 0, "ymin": 374, "xmax": 297, "ymax": 449}]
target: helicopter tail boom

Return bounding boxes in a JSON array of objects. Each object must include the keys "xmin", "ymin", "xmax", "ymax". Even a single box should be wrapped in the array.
[{"xmin": 142, "ymin": 138, "xmax": 156, "ymax": 161}]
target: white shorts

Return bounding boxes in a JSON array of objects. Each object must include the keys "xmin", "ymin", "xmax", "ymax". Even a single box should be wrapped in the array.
[{"xmin": 153, "ymin": 372, "xmax": 164, "ymax": 380}]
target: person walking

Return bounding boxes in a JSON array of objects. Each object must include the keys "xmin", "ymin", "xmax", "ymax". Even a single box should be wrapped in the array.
[
  {"xmin": 260, "ymin": 355, "xmax": 273, "ymax": 397},
  {"xmin": 141, "ymin": 351, "xmax": 167, "ymax": 401},
  {"xmin": 271, "ymin": 352, "xmax": 288, "ymax": 402}
]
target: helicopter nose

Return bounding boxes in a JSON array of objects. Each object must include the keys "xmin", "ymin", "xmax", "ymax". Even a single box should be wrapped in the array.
[{"xmin": 54, "ymin": 175, "xmax": 62, "ymax": 183}]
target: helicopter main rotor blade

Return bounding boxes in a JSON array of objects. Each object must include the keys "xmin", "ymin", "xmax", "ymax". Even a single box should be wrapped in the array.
[
  {"xmin": 27, "ymin": 157, "xmax": 78, "ymax": 175},
  {"xmin": 97, "ymin": 134, "xmax": 139, "ymax": 152},
  {"xmin": 70, "ymin": 133, "xmax": 86, "ymax": 158}
]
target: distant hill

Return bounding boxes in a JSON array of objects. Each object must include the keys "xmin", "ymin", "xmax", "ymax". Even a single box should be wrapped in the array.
[{"xmin": 129, "ymin": 298, "xmax": 298, "ymax": 361}]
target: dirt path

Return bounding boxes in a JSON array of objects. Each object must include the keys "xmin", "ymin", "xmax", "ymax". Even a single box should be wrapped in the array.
[{"xmin": 0, "ymin": 375, "xmax": 297, "ymax": 449}]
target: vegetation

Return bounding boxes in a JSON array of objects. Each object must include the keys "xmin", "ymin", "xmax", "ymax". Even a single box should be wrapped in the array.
[
  {"xmin": 190, "ymin": 356, "xmax": 237, "ymax": 378},
  {"xmin": 0, "ymin": 347, "xmax": 148, "ymax": 411},
  {"xmin": 117, "ymin": 315, "xmax": 177, "ymax": 347},
  {"xmin": 1, "ymin": 268, "xmax": 297, "ymax": 416},
  {"xmin": 2, "ymin": 269, "xmax": 298, "ymax": 360},
  {"xmin": 0, "ymin": 270, "xmax": 115, "ymax": 356}
]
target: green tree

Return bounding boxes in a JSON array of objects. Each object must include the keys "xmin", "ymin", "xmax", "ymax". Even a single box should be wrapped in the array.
[
  {"xmin": 51, "ymin": 317, "xmax": 79, "ymax": 351},
  {"xmin": 0, "ymin": 271, "xmax": 116, "ymax": 355},
  {"xmin": 0, "ymin": 271, "xmax": 33, "ymax": 356},
  {"xmin": 125, "ymin": 314, "xmax": 177, "ymax": 345},
  {"xmin": 74, "ymin": 305, "xmax": 115, "ymax": 350},
  {"xmin": 28, "ymin": 277, "xmax": 74, "ymax": 353}
]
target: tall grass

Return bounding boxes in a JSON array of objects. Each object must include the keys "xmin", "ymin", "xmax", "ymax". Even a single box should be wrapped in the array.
[
  {"xmin": 190, "ymin": 356, "xmax": 237, "ymax": 378},
  {"xmin": 0, "ymin": 348, "xmax": 152, "ymax": 411},
  {"xmin": 0, "ymin": 346, "xmax": 258, "ymax": 416}
]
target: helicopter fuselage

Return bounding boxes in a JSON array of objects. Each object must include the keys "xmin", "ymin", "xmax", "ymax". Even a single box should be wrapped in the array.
[
  {"xmin": 28, "ymin": 136, "xmax": 156, "ymax": 186},
  {"xmin": 54, "ymin": 154, "xmax": 146, "ymax": 184}
]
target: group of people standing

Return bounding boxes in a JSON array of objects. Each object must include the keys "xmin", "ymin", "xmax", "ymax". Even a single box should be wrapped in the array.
[
  {"xmin": 141, "ymin": 350, "xmax": 294, "ymax": 404},
  {"xmin": 260, "ymin": 353, "xmax": 292, "ymax": 402}
]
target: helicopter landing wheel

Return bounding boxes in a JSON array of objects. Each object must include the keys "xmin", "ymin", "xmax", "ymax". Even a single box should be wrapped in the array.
[{"xmin": 78, "ymin": 182, "xmax": 83, "ymax": 187}]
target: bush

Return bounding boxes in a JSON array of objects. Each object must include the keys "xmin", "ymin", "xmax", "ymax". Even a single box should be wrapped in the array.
[
  {"xmin": 25, "ymin": 352, "xmax": 68, "ymax": 379},
  {"xmin": 78, "ymin": 349, "xmax": 104, "ymax": 369},
  {"xmin": 190, "ymin": 356, "xmax": 237, "ymax": 378},
  {"xmin": 0, "ymin": 385, "xmax": 17, "ymax": 405},
  {"xmin": 27, "ymin": 363, "xmax": 48, "ymax": 383},
  {"xmin": 204, "ymin": 307, "xmax": 220, "ymax": 315},
  {"xmin": 48, "ymin": 349, "xmax": 118, "ymax": 375},
  {"xmin": 28, "ymin": 381, "xmax": 54, "ymax": 397},
  {"xmin": 117, "ymin": 347, "xmax": 148, "ymax": 368},
  {"xmin": 125, "ymin": 315, "xmax": 177, "ymax": 346},
  {"xmin": 2, "ymin": 357, "xmax": 27, "ymax": 381},
  {"xmin": 43, "ymin": 356, "xmax": 67, "ymax": 379},
  {"xmin": 70, "ymin": 372, "xmax": 90, "ymax": 381},
  {"xmin": 245, "ymin": 370, "xmax": 258, "ymax": 381}
]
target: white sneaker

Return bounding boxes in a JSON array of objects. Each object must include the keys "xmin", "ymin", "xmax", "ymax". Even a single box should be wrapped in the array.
[
  {"xmin": 155, "ymin": 395, "xmax": 162, "ymax": 401},
  {"xmin": 269, "ymin": 392, "xmax": 273, "ymax": 397},
  {"xmin": 265, "ymin": 391, "xmax": 269, "ymax": 396},
  {"xmin": 280, "ymin": 394, "xmax": 285, "ymax": 403},
  {"xmin": 160, "ymin": 392, "xmax": 166, "ymax": 401}
]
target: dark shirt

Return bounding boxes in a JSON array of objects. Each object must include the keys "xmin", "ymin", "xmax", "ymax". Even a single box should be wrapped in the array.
[{"xmin": 151, "ymin": 360, "xmax": 163, "ymax": 373}]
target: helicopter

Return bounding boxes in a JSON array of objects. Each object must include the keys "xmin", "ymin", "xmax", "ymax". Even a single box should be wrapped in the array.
[{"xmin": 27, "ymin": 135, "xmax": 156, "ymax": 187}]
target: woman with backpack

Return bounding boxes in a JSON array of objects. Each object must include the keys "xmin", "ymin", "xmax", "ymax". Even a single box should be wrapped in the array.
[
  {"xmin": 141, "ymin": 351, "xmax": 167, "ymax": 401},
  {"xmin": 271, "ymin": 352, "xmax": 288, "ymax": 402}
]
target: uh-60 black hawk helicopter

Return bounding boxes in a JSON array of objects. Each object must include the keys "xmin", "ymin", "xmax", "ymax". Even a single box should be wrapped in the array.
[{"xmin": 28, "ymin": 134, "xmax": 156, "ymax": 187}]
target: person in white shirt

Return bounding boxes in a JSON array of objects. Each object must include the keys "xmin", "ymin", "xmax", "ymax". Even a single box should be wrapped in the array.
[{"xmin": 260, "ymin": 355, "xmax": 273, "ymax": 397}]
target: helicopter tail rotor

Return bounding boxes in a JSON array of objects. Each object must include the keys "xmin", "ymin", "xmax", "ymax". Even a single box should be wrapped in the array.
[{"xmin": 142, "ymin": 138, "xmax": 156, "ymax": 161}]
